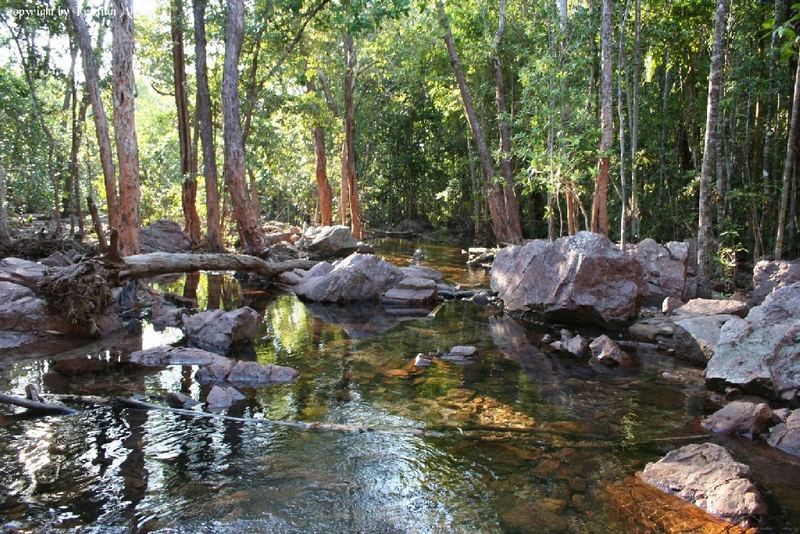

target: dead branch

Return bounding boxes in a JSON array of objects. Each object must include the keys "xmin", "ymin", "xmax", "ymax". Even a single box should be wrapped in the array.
[
  {"xmin": 118, "ymin": 252, "xmax": 316, "ymax": 280},
  {"xmin": 0, "ymin": 392, "xmax": 80, "ymax": 415}
]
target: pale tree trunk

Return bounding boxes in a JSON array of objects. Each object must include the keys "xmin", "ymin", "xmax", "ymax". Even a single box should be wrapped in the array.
[
  {"xmin": 436, "ymin": 0, "xmax": 522, "ymax": 244},
  {"xmin": 775, "ymin": 41, "xmax": 800, "ymax": 259},
  {"xmin": 697, "ymin": 0, "xmax": 729, "ymax": 297},
  {"xmin": 617, "ymin": 0, "xmax": 630, "ymax": 246},
  {"xmin": 491, "ymin": 0, "xmax": 524, "ymax": 241},
  {"xmin": 630, "ymin": 0, "xmax": 641, "ymax": 240},
  {"xmin": 111, "ymin": 0, "xmax": 141, "ymax": 255},
  {"xmin": 66, "ymin": 0, "xmax": 120, "ymax": 232},
  {"xmin": 193, "ymin": 0, "xmax": 223, "ymax": 252},
  {"xmin": 222, "ymin": 0, "xmax": 265, "ymax": 254},
  {"xmin": 172, "ymin": 0, "xmax": 201, "ymax": 245},
  {"xmin": 591, "ymin": 0, "xmax": 613, "ymax": 236},
  {"xmin": 0, "ymin": 164, "xmax": 11, "ymax": 243},
  {"xmin": 339, "ymin": 141, "xmax": 349, "ymax": 225},
  {"xmin": 306, "ymin": 79, "xmax": 333, "ymax": 226},
  {"xmin": 342, "ymin": 32, "xmax": 362, "ymax": 239}
]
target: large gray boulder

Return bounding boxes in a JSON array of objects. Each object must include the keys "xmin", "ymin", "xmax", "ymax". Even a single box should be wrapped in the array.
[
  {"xmin": 0, "ymin": 257, "xmax": 46, "ymax": 289},
  {"xmin": 672, "ymin": 314, "xmax": 737, "ymax": 364},
  {"xmin": 491, "ymin": 232, "xmax": 644, "ymax": 325},
  {"xmin": 750, "ymin": 259, "xmax": 800, "ymax": 306},
  {"xmin": 627, "ymin": 238, "xmax": 689, "ymax": 302},
  {"xmin": 303, "ymin": 225, "xmax": 359, "ymax": 259},
  {"xmin": 138, "ymin": 219, "xmax": 193, "ymax": 253},
  {"xmin": 181, "ymin": 306, "xmax": 261, "ymax": 353},
  {"xmin": 640, "ymin": 442, "xmax": 767, "ymax": 523},
  {"xmin": 295, "ymin": 253, "xmax": 404, "ymax": 303},
  {"xmin": 706, "ymin": 282, "xmax": 800, "ymax": 398}
]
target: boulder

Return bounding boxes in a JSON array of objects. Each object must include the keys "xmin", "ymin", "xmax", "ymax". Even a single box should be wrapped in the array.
[
  {"xmin": 672, "ymin": 314, "xmax": 737, "ymax": 364},
  {"xmin": 589, "ymin": 335, "xmax": 635, "ymax": 367},
  {"xmin": 441, "ymin": 345, "xmax": 478, "ymax": 364},
  {"xmin": 767, "ymin": 409, "xmax": 800, "ymax": 457},
  {"xmin": 196, "ymin": 359, "xmax": 298, "ymax": 385},
  {"xmin": 0, "ymin": 257, "xmax": 46, "ymax": 289},
  {"xmin": 267, "ymin": 241, "xmax": 301, "ymax": 262},
  {"xmin": 303, "ymin": 225, "xmax": 359, "ymax": 259},
  {"xmin": 490, "ymin": 232, "xmax": 644, "ymax": 326},
  {"xmin": 195, "ymin": 359, "xmax": 235, "ymax": 383},
  {"xmin": 559, "ymin": 330, "xmax": 589, "ymax": 357},
  {"xmin": 662, "ymin": 296, "xmax": 683, "ymax": 314},
  {"xmin": 0, "ymin": 281, "xmax": 34, "ymax": 303},
  {"xmin": 277, "ymin": 269, "xmax": 305, "ymax": 286},
  {"xmin": 295, "ymin": 253, "xmax": 404, "ymax": 303},
  {"xmin": 706, "ymin": 282, "xmax": 800, "ymax": 397},
  {"xmin": 400, "ymin": 265, "xmax": 444, "ymax": 283},
  {"xmin": 206, "ymin": 385, "xmax": 245, "ymax": 409},
  {"xmin": 181, "ymin": 306, "xmax": 261, "ymax": 353},
  {"xmin": 381, "ymin": 277, "xmax": 438, "ymax": 306},
  {"xmin": 40, "ymin": 251, "xmax": 74, "ymax": 267},
  {"xmin": 750, "ymin": 259, "xmax": 800, "ymax": 306},
  {"xmin": 414, "ymin": 354, "xmax": 434, "ymax": 367},
  {"xmin": 0, "ymin": 296, "xmax": 73, "ymax": 333},
  {"xmin": 138, "ymin": 219, "xmax": 192, "ymax": 253},
  {"xmin": 166, "ymin": 391, "xmax": 200, "ymax": 408},
  {"xmin": 150, "ymin": 298, "xmax": 186, "ymax": 329},
  {"xmin": 640, "ymin": 442, "xmax": 767, "ymax": 523},
  {"xmin": 627, "ymin": 238, "xmax": 688, "ymax": 302},
  {"xmin": 675, "ymin": 298, "xmax": 748, "ymax": 318},
  {"xmin": 701, "ymin": 401, "xmax": 775, "ymax": 437},
  {"xmin": 129, "ymin": 345, "xmax": 226, "ymax": 367},
  {"xmin": 628, "ymin": 316, "xmax": 675, "ymax": 346}
]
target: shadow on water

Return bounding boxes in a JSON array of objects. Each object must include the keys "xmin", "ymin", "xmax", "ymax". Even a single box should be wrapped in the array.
[{"xmin": 1, "ymin": 240, "xmax": 799, "ymax": 532}]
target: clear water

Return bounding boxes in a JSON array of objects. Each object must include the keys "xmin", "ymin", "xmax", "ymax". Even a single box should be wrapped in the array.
[{"xmin": 0, "ymin": 240, "xmax": 799, "ymax": 533}]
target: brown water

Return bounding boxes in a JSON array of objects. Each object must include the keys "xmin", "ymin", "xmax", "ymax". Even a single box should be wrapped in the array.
[{"xmin": 0, "ymin": 239, "xmax": 799, "ymax": 533}]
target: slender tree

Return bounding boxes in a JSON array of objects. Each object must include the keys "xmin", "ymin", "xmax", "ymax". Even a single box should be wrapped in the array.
[
  {"xmin": 775, "ymin": 40, "xmax": 800, "ymax": 259},
  {"xmin": 342, "ymin": 31, "xmax": 362, "ymax": 239},
  {"xmin": 66, "ymin": 0, "xmax": 120, "ymax": 233},
  {"xmin": 696, "ymin": 0, "xmax": 730, "ymax": 297},
  {"xmin": 0, "ymin": 163, "xmax": 11, "ymax": 244},
  {"xmin": 306, "ymin": 79, "xmax": 333, "ymax": 225},
  {"xmin": 591, "ymin": 0, "xmax": 613, "ymax": 235},
  {"xmin": 222, "ymin": 0, "xmax": 265, "ymax": 254}
]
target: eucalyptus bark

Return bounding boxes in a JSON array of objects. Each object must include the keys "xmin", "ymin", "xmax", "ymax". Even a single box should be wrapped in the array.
[
  {"xmin": 222, "ymin": 0, "xmax": 265, "ymax": 254},
  {"xmin": 66, "ymin": 0, "xmax": 120, "ymax": 232},
  {"xmin": 436, "ymin": 0, "xmax": 522, "ymax": 244},
  {"xmin": 172, "ymin": 0, "xmax": 201, "ymax": 245},
  {"xmin": 193, "ymin": 0, "xmax": 223, "ymax": 252},
  {"xmin": 307, "ymin": 80, "xmax": 333, "ymax": 226},
  {"xmin": 111, "ymin": 0, "xmax": 141, "ymax": 255},
  {"xmin": 491, "ymin": 0, "xmax": 524, "ymax": 241},
  {"xmin": 591, "ymin": 0, "xmax": 613, "ymax": 236},
  {"xmin": 775, "ymin": 41, "xmax": 800, "ymax": 259},
  {"xmin": 697, "ymin": 0, "xmax": 729, "ymax": 297},
  {"xmin": 630, "ymin": 0, "xmax": 641, "ymax": 240},
  {"xmin": 342, "ymin": 32, "xmax": 362, "ymax": 239}
]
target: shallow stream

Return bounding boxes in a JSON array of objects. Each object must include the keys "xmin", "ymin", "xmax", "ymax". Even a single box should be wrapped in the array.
[{"xmin": 1, "ymin": 239, "xmax": 799, "ymax": 533}]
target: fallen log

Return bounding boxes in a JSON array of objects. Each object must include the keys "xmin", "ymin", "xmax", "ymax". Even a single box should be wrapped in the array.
[
  {"xmin": 118, "ymin": 252, "xmax": 316, "ymax": 280},
  {"xmin": 0, "ymin": 392, "xmax": 80, "ymax": 415}
]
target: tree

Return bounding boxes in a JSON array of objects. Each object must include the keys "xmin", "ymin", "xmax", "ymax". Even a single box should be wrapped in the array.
[
  {"xmin": 66, "ymin": 0, "xmax": 120, "ymax": 233},
  {"xmin": 111, "ymin": 0, "xmax": 141, "ymax": 255},
  {"xmin": 696, "ymin": 0, "xmax": 730, "ymax": 297},
  {"xmin": 192, "ymin": 0, "xmax": 223, "ymax": 252},
  {"xmin": 306, "ymin": 77, "xmax": 334, "ymax": 225},
  {"xmin": 341, "ymin": 31, "xmax": 362, "ymax": 239},
  {"xmin": 171, "ymin": 0, "xmax": 200, "ymax": 245},
  {"xmin": 775, "ymin": 39, "xmax": 800, "ymax": 259},
  {"xmin": 222, "ymin": 0, "xmax": 265, "ymax": 254},
  {"xmin": 591, "ymin": 0, "xmax": 613, "ymax": 236},
  {"xmin": 436, "ymin": 0, "xmax": 523, "ymax": 244},
  {"xmin": 0, "ymin": 163, "xmax": 11, "ymax": 243}
]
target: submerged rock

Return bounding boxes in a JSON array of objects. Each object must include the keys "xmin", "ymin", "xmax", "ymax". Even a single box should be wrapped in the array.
[
  {"xmin": 441, "ymin": 345, "xmax": 478, "ymax": 364},
  {"xmin": 166, "ymin": 391, "xmax": 200, "ymax": 408},
  {"xmin": 767, "ymin": 409, "xmax": 800, "ymax": 457},
  {"xmin": 295, "ymin": 253, "xmax": 404, "ymax": 303},
  {"xmin": 225, "ymin": 360, "xmax": 299, "ymax": 384},
  {"xmin": 640, "ymin": 442, "xmax": 767, "ymax": 524},
  {"xmin": 490, "ymin": 232, "xmax": 644, "ymax": 326},
  {"xmin": 701, "ymin": 400, "xmax": 775, "ymax": 437},
  {"xmin": 206, "ymin": 385, "xmax": 245, "ymax": 409},
  {"xmin": 303, "ymin": 225, "xmax": 359, "ymax": 259},
  {"xmin": 706, "ymin": 282, "xmax": 800, "ymax": 398},
  {"xmin": 672, "ymin": 314, "xmax": 737, "ymax": 364},
  {"xmin": 138, "ymin": 219, "xmax": 192, "ymax": 253},
  {"xmin": 750, "ymin": 259, "xmax": 800, "ymax": 306},
  {"xmin": 129, "ymin": 345, "xmax": 226, "ymax": 367},
  {"xmin": 181, "ymin": 307, "xmax": 261, "ymax": 353}
]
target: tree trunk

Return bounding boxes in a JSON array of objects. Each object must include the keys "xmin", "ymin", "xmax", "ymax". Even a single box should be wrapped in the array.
[
  {"xmin": 111, "ymin": 0, "xmax": 141, "ymax": 256},
  {"xmin": 617, "ymin": 0, "xmax": 630, "ymax": 246},
  {"xmin": 436, "ymin": 0, "xmax": 522, "ymax": 244},
  {"xmin": 775, "ymin": 40, "xmax": 800, "ymax": 259},
  {"xmin": 591, "ymin": 0, "xmax": 613, "ymax": 236},
  {"xmin": 193, "ymin": 0, "xmax": 223, "ymax": 252},
  {"xmin": 222, "ymin": 0, "xmax": 264, "ymax": 254},
  {"xmin": 0, "ymin": 164, "xmax": 11, "ymax": 244},
  {"xmin": 313, "ymin": 125, "xmax": 333, "ymax": 225},
  {"xmin": 339, "ymin": 140, "xmax": 350, "ymax": 225},
  {"xmin": 66, "ymin": 0, "xmax": 120, "ymax": 232},
  {"xmin": 342, "ymin": 32, "xmax": 362, "ymax": 239},
  {"xmin": 630, "ymin": 0, "xmax": 641, "ymax": 240},
  {"xmin": 118, "ymin": 252, "xmax": 315, "ymax": 280},
  {"xmin": 696, "ymin": 0, "xmax": 729, "ymax": 297},
  {"xmin": 491, "ymin": 0, "xmax": 524, "ymax": 241},
  {"xmin": 171, "ymin": 0, "xmax": 201, "ymax": 246}
]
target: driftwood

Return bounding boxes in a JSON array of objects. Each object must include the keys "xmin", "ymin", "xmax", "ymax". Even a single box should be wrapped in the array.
[
  {"xmin": 86, "ymin": 195, "xmax": 108, "ymax": 252},
  {"xmin": 0, "ymin": 392, "xmax": 80, "ymax": 415},
  {"xmin": 117, "ymin": 252, "xmax": 317, "ymax": 280}
]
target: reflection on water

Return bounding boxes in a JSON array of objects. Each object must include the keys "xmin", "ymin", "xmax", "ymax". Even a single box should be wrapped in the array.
[{"xmin": 1, "ymin": 241, "xmax": 800, "ymax": 532}]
